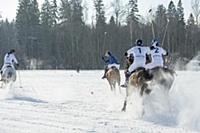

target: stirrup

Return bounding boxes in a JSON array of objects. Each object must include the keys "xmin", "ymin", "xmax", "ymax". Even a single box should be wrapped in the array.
[{"xmin": 121, "ymin": 82, "xmax": 128, "ymax": 88}]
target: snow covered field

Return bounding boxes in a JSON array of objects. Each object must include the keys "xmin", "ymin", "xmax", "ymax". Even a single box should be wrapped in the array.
[{"xmin": 0, "ymin": 70, "xmax": 199, "ymax": 133}]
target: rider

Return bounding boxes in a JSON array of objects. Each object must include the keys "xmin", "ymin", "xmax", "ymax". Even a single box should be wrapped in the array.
[
  {"xmin": 145, "ymin": 39, "xmax": 168, "ymax": 70},
  {"xmin": 0, "ymin": 49, "xmax": 19, "ymax": 77},
  {"xmin": 102, "ymin": 51, "xmax": 120, "ymax": 79},
  {"xmin": 121, "ymin": 39, "xmax": 150, "ymax": 87}
]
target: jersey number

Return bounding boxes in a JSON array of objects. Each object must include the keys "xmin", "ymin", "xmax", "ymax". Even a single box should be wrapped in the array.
[
  {"xmin": 155, "ymin": 48, "xmax": 159, "ymax": 53},
  {"xmin": 138, "ymin": 48, "xmax": 141, "ymax": 53}
]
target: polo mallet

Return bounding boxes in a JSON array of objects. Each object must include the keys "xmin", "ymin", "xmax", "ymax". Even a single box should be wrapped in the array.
[
  {"xmin": 17, "ymin": 69, "xmax": 22, "ymax": 88},
  {"xmin": 161, "ymin": 18, "xmax": 170, "ymax": 67},
  {"xmin": 149, "ymin": 9, "xmax": 155, "ymax": 38},
  {"xmin": 161, "ymin": 18, "xmax": 170, "ymax": 46}
]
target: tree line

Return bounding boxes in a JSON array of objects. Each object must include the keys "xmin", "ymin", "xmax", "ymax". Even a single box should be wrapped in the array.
[{"xmin": 0, "ymin": 0, "xmax": 199, "ymax": 70}]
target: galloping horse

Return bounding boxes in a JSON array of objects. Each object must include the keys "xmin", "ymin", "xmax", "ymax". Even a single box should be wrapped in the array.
[
  {"xmin": 121, "ymin": 66, "xmax": 175, "ymax": 111},
  {"xmin": 106, "ymin": 66, "xmax": 121, "ymax": 93},
  {"xmin": 1, "ymin": 66, "xmax": 16, "ymax": 87},
  {"xmin": 148, "ymin": 67, "xmax": 175, "ymax": 90}
]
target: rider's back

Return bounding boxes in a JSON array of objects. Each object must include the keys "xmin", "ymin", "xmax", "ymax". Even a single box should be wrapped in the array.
[
  {"xmin": 127, "ymin": 46, "xmax": 149, "ymax": 64},
  {"xmin": 150, "ymin": 46, "xmax": 167, "ymax": 65},
  {"xmin": 4, "ymin": 53, "xmax": 18, "ymax": 66}
]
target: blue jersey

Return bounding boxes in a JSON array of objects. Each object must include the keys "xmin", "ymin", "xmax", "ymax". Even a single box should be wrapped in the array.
[{"xmin": 102, "ymin": 54, "xmax": 119, "ymax": 65}]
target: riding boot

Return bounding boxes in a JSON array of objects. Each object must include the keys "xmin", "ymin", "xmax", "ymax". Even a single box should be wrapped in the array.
[
  {"xmin": 102, "ymin": 67, "xmax": 108, "ymax": 79},
  {"xmin": 121, "ymin": 71, "xmax": 131, "ymax": 87},
  {"xmin": 0, "ymin": 70, "xmax": 2, "ymax": 81}
]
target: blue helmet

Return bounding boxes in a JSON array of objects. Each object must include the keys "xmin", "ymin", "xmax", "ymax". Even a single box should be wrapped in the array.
[
  {"xmin": 151, "ymin": 38, "xmax": 159, "ymax": 47},
  {"xmin": 105, "ymin": 50, "xmax": 111, "ymax": 56},
  {"xmin": 9, "ymin": 49, "xmax": 15, "ymax": 54}
]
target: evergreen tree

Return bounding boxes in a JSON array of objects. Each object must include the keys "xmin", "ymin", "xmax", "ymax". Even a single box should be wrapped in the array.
[
  {"xmin": 71, "ymin": 0, "xmax": 84, "ymax": 68},
  {"xmin": 186, "ymin": 13, "xmax": 196, "ymax": 57},
  {"xmin": 177, "ymin": 0, "xmax": 185, "ymax": 23},
  {"xmin": 187, "ymin": 13, "xmax": 195, "ymax": 25},
  {"xmin": 167, "ymin": 1, "xmax": 178, "ymax": 54},
  {"xmin": 94, "ymin": 0, "xmax": 106, "ymax": 67},
  {"xmin": 127, "ymin": 0, "xmax": 139, "ymax": 44},
  {"xmin": 41, "ymin": 0, "xmax": 53, "ymax": 27},
  {"xmin": 167, "ymin": 1, "xmax": 177, "ymax": 19},
  {"xmin": 16, "ymin": 0, "xmax": 32, "ymax": 67},
  {"xmin": 16, "ymin": 0, "xmax": 41, "ymax": 68},
  {"xmin": 41, "ymin": 0, "xmax": 59, "ymax": 68},
  {"xmin": 128, "ymin": 0, "xmax": 139, "ymax": 22},
  {"xmin": 155, "ymin": 4, "xmax": 167, "ymax": 44},
  {"xmin": 51, "ymin": 0, "xmax": 58, "ymax": 25},
  {"xmin": 176, "ymin": 0, "xmax": 186, "ymax": 56},
  {"xmin": 59, "ymin": 0, "xmax": 72, "ymax": 23},
  {"xmin": 0, "ymin": 20, "xmax": 18, "ymax": 61},
  {"xmin": 94, "ymin": 0, "xmax": 106, "ymax": 28}
]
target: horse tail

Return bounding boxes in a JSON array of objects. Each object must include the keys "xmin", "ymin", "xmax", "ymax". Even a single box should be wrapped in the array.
[{"xmin": 8, "ymin": 71, "xmax": 12, "ymax": 79}]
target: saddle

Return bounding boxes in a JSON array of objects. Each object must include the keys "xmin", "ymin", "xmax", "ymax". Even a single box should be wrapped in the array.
[
  {"xmin": 6, "ymin": 65, "xmax": 12, "ymax": 68},
  {"xmin": 110, "ymin": 66, "xmax": 118, "ymax": 70},
  {"xmin": 131, "ymin": 67, "xmax": 153, "ymax": 84},
  {"xmin": 131, "ymin": 67, "xmax": 145, "ymax": 74}
]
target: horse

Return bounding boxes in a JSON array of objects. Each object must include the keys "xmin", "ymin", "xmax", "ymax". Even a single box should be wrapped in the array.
[
  {"xmin": 121, "ymin": 66, "xmax": 175, "ymax": 111},
  {"xmin": 1, "ymin": 66, "xmax": 16, "ymax": 87},
  {"xmin": 148, "ymin": 67, "xmax": 175, "ymax": 91},
  {"xmin": 106, "ymin": 66, "xmax": 121, "ymax": 93}
]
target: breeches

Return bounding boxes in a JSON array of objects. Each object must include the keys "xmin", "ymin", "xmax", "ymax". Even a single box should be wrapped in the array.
[
  {"xmin": 146, "ymin": 62, "xmax": 163, "ymax": 69},
  {"xmin": 128, "ymin": 62, "xmax": 145, "ymax": 73}
]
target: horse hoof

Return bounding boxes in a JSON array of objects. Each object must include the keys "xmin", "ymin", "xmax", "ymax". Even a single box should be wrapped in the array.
[
  {"xmin": 145, "ymin": 89, "xmax": 151, "ymax": 94},
  {"xmin": 122, "ymin": 107, "xmax": 126, "ymax": 112},
  {"xmin": 121, "ymin": 84, "xmax": 127, "ymax": 88}
]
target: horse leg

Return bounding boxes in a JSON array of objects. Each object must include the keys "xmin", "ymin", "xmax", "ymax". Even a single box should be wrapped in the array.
[
  {"xmin": 118, "ymin": 81, "xmax": 121, "ymax": 94},
  {"xmin": 113, "ymin": 81, "xmax": 116, "ymax": 92},
  {"xmin": 122, "ymin": 97, "xmax": 127, "ymax": 111},
  {"xmin": 109, "ymin": 81, "xmax": 113, "ymax": 91},
  {"xmin": 140, "ymin": 83, "xmax": 148, "ymax": 96},
  {"xmin": 0, "ymin": 82, "xmax": 3, "ymax": 88},
  {"xmin": 122, "ymin": 85, "xmax": 131, "ymax": 111}
]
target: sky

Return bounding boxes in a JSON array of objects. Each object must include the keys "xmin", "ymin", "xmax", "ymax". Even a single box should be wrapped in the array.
[{"xmin": 0, "ymin": 0, "xmax": 192, "ymax": 22}]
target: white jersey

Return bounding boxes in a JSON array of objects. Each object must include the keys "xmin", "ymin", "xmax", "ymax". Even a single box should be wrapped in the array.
[
  {"xmin": 1, "ymin": 53, "xmax": 18, "ymax": 71},
  {"xmin": 4, "ymin": 53, "xmax": 18, "ymax": 66},
  {"xmin": 149, "ymin": 46, "xmax": 167, "ymax": 65},
  {"xmin": 127, "ymin": 46, "xmax": 150, "ymax": 72},
  {"xmin": 127, "ymin": 46, "xmax": 150, "ymax": 64}
]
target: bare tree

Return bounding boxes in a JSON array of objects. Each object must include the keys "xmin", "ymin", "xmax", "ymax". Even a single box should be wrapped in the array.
[
  {"xmin": 191, "ymin": 0, "xmax": 200, "ymax": 25},
  {"xmin": 82, "ymin": 0, "xmax": 89, "ymax": 23},
  {"xmin": 110, "ymin": 0, "xmax": 126, "ymax": 26}
]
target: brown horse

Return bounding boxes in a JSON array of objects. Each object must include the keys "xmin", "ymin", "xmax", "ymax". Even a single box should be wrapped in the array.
[
  {"xmin": 121, "ymin": 67, "xmax": 175, "ymax": 111},
  {"xmin": 128, "ymin": 68, "xmax": 152, "ymax": 96},
  {"xmin": 106, "ymin": 66, "xmax": 121, "ymax": 93}
]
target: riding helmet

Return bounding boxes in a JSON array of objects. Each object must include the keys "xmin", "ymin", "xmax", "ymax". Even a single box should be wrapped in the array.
[
  {"xmin": 9, "ymin": 49, "xmax": 15, "ymax": 54},
  {"xmin": 136, "ymin": 39, "xmax": 143, "ymax": 46}
]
